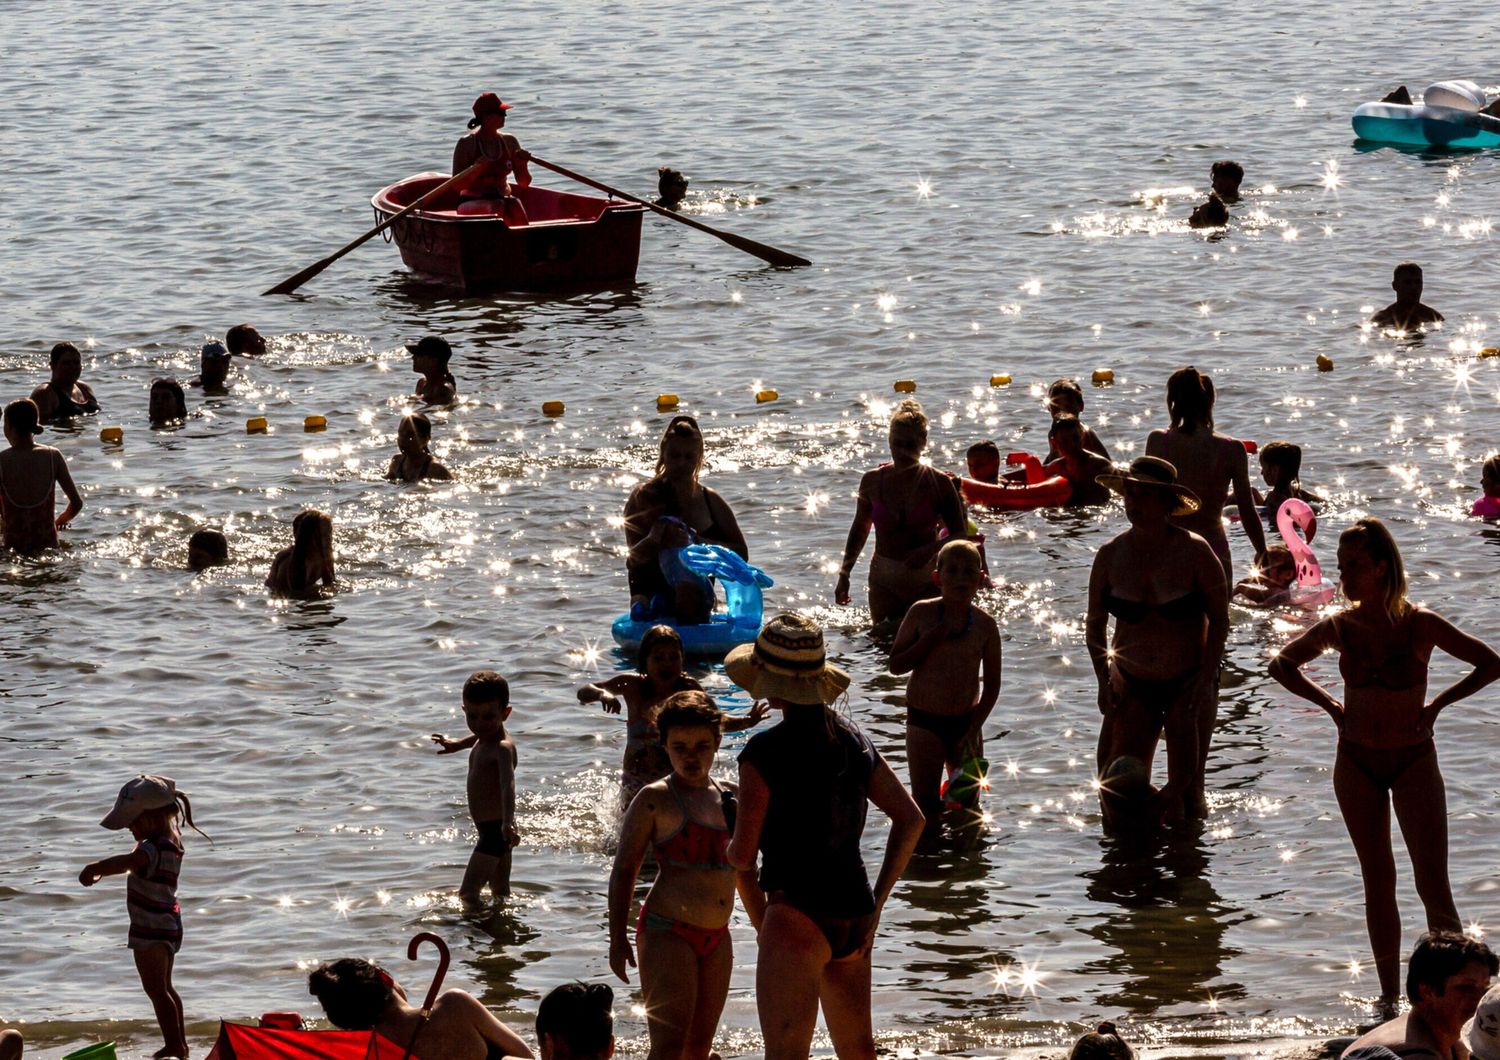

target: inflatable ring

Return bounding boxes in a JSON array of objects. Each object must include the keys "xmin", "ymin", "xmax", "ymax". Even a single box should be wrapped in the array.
[
  {"xmin": 611, "ymin": 544, "xmax": 773, "ymax": 658},
  {"xmin": 961, "ymin": 452, "xmax": 1072, "ymax": 510}
]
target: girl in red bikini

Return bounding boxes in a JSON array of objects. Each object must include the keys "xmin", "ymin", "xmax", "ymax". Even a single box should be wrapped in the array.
[
  {"xmin": 1, "ymin": 398, "xmax": 84, "ymax": 554},
  {"xmin": 607, "ymin": 691, "xmax": 743, "ymax": 1060},
  {"xmin": 1271, "ymin": 517, "xmax": 1500, "ymax": 1016}
]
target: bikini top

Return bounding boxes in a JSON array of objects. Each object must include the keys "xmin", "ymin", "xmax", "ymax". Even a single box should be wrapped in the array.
[
  {"xmin": 1336, "ymin": 609, "xmax": 1427, "ymax": 691},
  {"xmin": 47, "ymin": 380, "xmax": 99, "ymax": 418},
  {"xmin": 870, "ymin": 464, "xmax": 943, "ymax": 537},
  {"xmin": 641, "ymin": 480, "xmax": 727, "ymax": 543},
  {"xmin": 1105, "ymin": 588, "xmax": 1209, "ymax": 624},
  {"xmin": 652, "ymin": 776, "xmax": 732, "ymax": 871}
]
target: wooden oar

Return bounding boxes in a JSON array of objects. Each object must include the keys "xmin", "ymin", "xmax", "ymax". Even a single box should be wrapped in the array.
[
  {"xmin": 262, "ymin": 162, "xmax": 486, "ymax": 296},
  {"xmin": 528, "ymin": 154, "xmax": 811, "ymax": 268}
]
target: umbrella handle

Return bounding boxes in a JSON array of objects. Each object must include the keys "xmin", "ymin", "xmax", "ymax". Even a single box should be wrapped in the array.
[{"xmin": 407, "ymin": 932, "xmax": 451, "ymax": 1017}]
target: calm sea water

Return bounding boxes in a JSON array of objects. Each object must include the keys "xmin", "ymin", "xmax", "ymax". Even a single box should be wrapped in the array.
[{"xmin": 4, "ymin": 2, "xmax": 1499, "ymax": 1057}]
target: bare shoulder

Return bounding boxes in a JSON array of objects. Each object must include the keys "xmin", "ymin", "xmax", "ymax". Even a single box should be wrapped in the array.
[{"xmin": 975, "ymin": 607, "xmax": 1001, "ymax": 636}]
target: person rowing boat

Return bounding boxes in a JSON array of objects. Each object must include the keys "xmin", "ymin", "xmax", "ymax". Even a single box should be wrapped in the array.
[{"xmin": 451, "ymin": 92, "xmax": 532, "ymax": 223}]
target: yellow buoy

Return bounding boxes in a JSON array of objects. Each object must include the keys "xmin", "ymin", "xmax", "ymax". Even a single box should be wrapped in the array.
[
  {"xmin": 246, "ymin": 416, "xmax": 269, "ymax": 434},
  {"xmin": 99, "ymin": 426, "xmax": 123, "ymax": 445},
  {"xmin": 756, "ymin": 389, "xmax": 778, "ymax": 403},
  {"xmin": 990, "ymin": 374, "xmax": 1012, "ymax": 387},
  {"xmin": 542, "ymin": 400, "xmax": 566, "ymax": 416},
  {"xmin": 1479, "ymin": 347, "xmax": 1500, "ymax": 359},
  {"xmin": 303, "ymin": 415, "xmax": 327, "ymax": 432},
  {"xmin": 657, "ymin": 393, "xmax": 680, "ymax": 410},
  {"xmin": 894, "ymin": 379, "xmax": 917, "ymax": 393},
  {"xmin": 1316, "ymin": 354, "xmax": 1334, "ymax": 372},
  {"xmin": 1091, "ymin": 369, "xmax": 1115, "ymax": 386}
]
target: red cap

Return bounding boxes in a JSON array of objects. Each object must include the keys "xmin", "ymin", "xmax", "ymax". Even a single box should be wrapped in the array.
[{"xmin": 472, "ymin": 92, "xmax": 513, "ymax": 118}]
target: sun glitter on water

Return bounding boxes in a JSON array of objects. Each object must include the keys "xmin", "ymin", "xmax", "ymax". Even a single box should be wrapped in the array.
[{"xmin": 914, "ymin": 177, "xmax": 933, "ymax": 200}]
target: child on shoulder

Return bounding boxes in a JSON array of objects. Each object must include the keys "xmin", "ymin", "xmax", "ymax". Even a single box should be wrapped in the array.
[
  {"xmin": 888, "ymin": 539, "xmax": 1002, "ymax": 842},
  {"xmin": 578, "ymin": 626, "xmax": 765, "ymax": 807},
  {"xmin": 431, "ymin": 670, "xmax": 519, "ymax": 909},
  {"xmin": 80, "ymin": 775, "xmax": 209, "ymax": 1060}
]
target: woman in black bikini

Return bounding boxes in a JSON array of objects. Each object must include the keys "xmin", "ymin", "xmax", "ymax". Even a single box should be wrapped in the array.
[
  {"xmin": 308, "ymin": 955, "xmax": 532, "ymax": 1060},
  {"xmin": 1270, "ymin": 518, "xmax": 1500, "ymax": 1013},
  {"xmin": 726, "ymin": 613, "xmax": 924, "ymax": 1060},
  {"xmin": 1086, "ymin": 457, "xmax": 1229, "ymax": 827},
  {"xmin": 386, "ymin": 413, "xmax": 453, "ymax": 482},
  {"xmin": 29, "ymin": 342, "xmax": 100, "ymax": 424}
]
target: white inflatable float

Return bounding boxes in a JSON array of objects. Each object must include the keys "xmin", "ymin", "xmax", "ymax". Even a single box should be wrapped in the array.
[{"xmin": 1352, "ymin": 80, "xmax": 1500, "ymax": 149}]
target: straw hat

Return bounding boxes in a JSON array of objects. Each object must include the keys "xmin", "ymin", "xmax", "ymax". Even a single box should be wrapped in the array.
[
  {"xmin": 1463, "ymin": 984, "xmax": 1500, "ymax": 1060},
  {"xmin": 1096, "ymin": 456, "xmax": 1201, "ymax": 517},
  {"xmin": 724, "ymin": 613, "xmax": 850, "ymax": 705}
]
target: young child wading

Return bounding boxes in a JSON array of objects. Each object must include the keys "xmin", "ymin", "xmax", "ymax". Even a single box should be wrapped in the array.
[
  {"xmin": 431, "ymin": 670, "xmax": 519, "ymax": 909},
  {"xmin": 80, "ymin": 775, "xmax": 209, "ymax": 1060},
  {"xmin": 889, "ymin": 540, "xmax": 1002, "ymax": 843}
]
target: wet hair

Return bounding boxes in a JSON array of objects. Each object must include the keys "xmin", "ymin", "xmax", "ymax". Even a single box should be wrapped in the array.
[
  {"xmin": 1340, "ymin": 517, "xmax": 1410, "ymax": 622},
  {"xmin": 1393, "ymin": 261, "xmax": 1423, "ymax": 281},
  {"xmin": 150, "ymin": 378, "xmax": 188, "ymax": 422},
  {"xmin": 225, "ymin": 324, "xmax": 261, "ymax": 355},
  {"xmin": 1259, "ymin": 440, "xmax": 1303, "ymax": 488},
  {"xmin": 307, "ymin": 957, "xmax": 394, "ymax": 1030},
  {"xmin": 401, "ymin": 412, "xmax": 433, "ymax": 445},
  {"xmin": 4, "ymin": 398, "xmax": 42, "ymax": 437},
  {"xmin": 50, "ymin": 341, "xmax": 81, "ymax": 366},
  {"xmin": 636, "ymin": 624, "xmax": 685, "ymax": 674},
  {"xmin": 463, "ymin": 669, "xmax": 511, "ymax": 709},
  {"xmin": 1049, "ymin": 413, "xmax": 1085, "ymax": 438},
  {"xmin": 937, "ymin": 538, "xmax": 983, "ymax": 571},
  {"xmin": 889, "ymin": 399, "xmax": 928, "ymax": 439},
  {"xmin": 289, "ymin": 509, "xmax": 333, "ymax": 591},
  {"xmin": 1165, "ymin": 366, "xmax": 1215, "ymax": 433},
  {"xmin": 188, "ymin": 528, "xmax": 229, "ymax": 562},
  {"xmin": 966, "ymin": 440, "xmax": 1000, "ymax": 462},
  {"xmin": 1211, "ymin": 160, "xmax": 1244, "ymax": 185},
  {"xmin": 1406, "ymin": 931, "xmax": 1497, "ymax": 1005},
  {"xmin": 656, "ymin": 689, "xmax": 723, "ymax": 739},
  {"xmin": 654, "ymin": 415, "xmax": 704, "ymax": 482},
  {"xmin": 536, "ymin": 982, "xmax": 614, "ymax": 1058},
  {"xmin": 1048, "ymin": 377, "xmax": 1085, "ymax": 410},
  {"xmin": 1069, "ymin": 1021, "xmax": 1136, "ymax": 1060},
  {"xmin": 1483, "ymin": 453, "xmax": 1500, "ymax": 482}
]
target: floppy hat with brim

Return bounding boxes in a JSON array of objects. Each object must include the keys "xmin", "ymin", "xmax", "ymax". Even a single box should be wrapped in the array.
[
  {"xmin": 724, "ymin": 612, "xmax": 850, "ymax": 705},
  {"xmin": 1462, "ymin": 984, "xmax": 1500, "ymax": 1060},
  {"xmin": 1096, "ymin": 455, "xmax": 1201, "ymax": 517},
  {"xmin": 100, "ymin": 774, "xmax": 178, "ymax": 830}
]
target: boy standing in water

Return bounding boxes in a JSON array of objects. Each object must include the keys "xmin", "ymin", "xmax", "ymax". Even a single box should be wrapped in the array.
[
  {"xmin": 431, "ymin": 670, "xmax": 518, "ymax": 908},
  {"xmin": 889, "ymin": 539, "xmax": 1002, "ymax": 841},
  {"xmin": 1371, "ymin": 261, "xmax": 1444, "ymax": 329}
]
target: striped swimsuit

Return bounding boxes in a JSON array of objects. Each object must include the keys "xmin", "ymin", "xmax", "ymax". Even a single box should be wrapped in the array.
[{"xmin": 127, "ymin": 837, "xmax": 183, "ymax": 953}]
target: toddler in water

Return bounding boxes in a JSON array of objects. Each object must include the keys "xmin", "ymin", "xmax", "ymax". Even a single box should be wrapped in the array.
[
  {"xmin": 1043, "ymin": 378, "xmax": 1112, "ymax": 462},
  {"xmin": 1371, "ymin": 261, "xmax": 1443, "ymax": 330},
  {"xmin": 889, "ymin": 539, "xmax": 1002, "ymax": 842},
  {"xmin": 1232, "ymin": 544, "xmax": 1296, "ymax": 605},
  {"xmin": 385, "ymin": 413, "xmax": 453, "ymax": 482},
  {"xmin": 79, "ymin": 775, "xmax": 208, "ymax": 1060},
  {"xmin": 1257, "ymin": 440, "xmax": 1323, "ymax": 529},
  {"xmin": 1473, "ymin": 454, "xmax": 1500, "ymax": 519},
  {"xmin": 187, "ymin": 528, "xmax": 228, "ymax": 571},
  {"xmin": 578, "ymin": 625, "xmax": 765, "ymax": 806},
  {"xmin": 966, "ymin": 440, "xmax": 1001, "ymax": 484},
  {"xmin": 431, "ymin": 670, "xmax": 519, "ymax": 908}
]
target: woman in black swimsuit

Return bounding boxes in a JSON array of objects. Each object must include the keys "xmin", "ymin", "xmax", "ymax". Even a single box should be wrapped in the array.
[
  {"xmin": 1086, "ymin": 457, "xmax": 1229, "ymax": 827},
  {"xmin": 308, "ymin": 956, "xmax": 532, "ymax": 1060},
  {"xmin": 1270, "ymin": 518, "xmax": 1500, "ymax": 1013},
  {"xmin": 386, "ymin": 413, "xmax": 453, "ymax": 482},
  {"xmin": 726, "ymin": 613, "xmax": 924, "ymax": 1060},
  {"xmin": 29, "ymin": 342, "xmax": 100, "ymax": 424}
]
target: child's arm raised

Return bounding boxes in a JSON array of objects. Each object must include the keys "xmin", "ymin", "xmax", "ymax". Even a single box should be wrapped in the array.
[
  {"xmin": 577, "ymin": 674, "xmax": 636, "ymax": 714},
  {"xmin": 431, "ymin": 732, "xmax": 479, "ymax": 754},
  {"xmin": 79, "ymin": 846, "xmax": 149, "ymax": 886}
]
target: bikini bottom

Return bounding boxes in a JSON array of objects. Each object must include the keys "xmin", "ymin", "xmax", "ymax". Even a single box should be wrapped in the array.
[
  {"xmin": 768, "ymin": 891, "xmax": 874, "ymax": 961},
  {"xmin": 907, "ymin": 706, "xmax": 976, "ymax": 751},
  {"xmin": 869, "ymin": 552, "xmax": 939, "ymax": 612},
  {"xmin": 1113, "ymin": 665, "xmax": 1199, "ymax": 726},
  {"xmin": 1338, "ymin": 738, "xmax": 1436, "ymax": 792},
  {"xmin": 638, "ymin": 905, "xmax": 729, "ymax": 960}
]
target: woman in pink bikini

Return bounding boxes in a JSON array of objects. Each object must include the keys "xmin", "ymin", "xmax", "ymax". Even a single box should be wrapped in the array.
[
  {"xmin": 835, "ymin": 400, "xmax": 965, "ymax": 629},
  {"xmin": 608, "ymin": 690, "xmax": 742, "ymax": 1060},
  {"xmin": 1, "ymin": 399, "xmax": 84, "ymax": 553},
  {"xmin": 1271, "ymin": 518, "xmax": 1500, "ymax": 1015}
]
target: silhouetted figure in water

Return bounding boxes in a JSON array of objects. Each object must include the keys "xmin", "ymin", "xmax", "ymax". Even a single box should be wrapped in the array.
[{"xmin": 656, "ymin": 167, "xmax": 689, "ymax": 209}]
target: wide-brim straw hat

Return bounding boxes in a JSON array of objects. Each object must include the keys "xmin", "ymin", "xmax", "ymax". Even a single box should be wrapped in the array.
[
  {"xmin": 725, "ymin": 612, "xmax": 850, "ymax": 705},
  {"xmin": 1096, "ymin": 456, "xmax": 1201, "ymax": 517},
  {"xmin": 1462, "ymin": 984, "xmax": 1500, "ymax": 1060}
]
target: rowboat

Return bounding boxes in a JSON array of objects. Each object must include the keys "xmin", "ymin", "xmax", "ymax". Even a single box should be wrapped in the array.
[{"xmin": 371, "ymin": 172, "xmax": 644, "ymax": 292}]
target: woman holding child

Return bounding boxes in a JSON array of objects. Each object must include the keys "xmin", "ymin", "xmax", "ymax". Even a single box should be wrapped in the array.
[
  {"xmin": 835, "ymin": 400, "xmax": 965, "ymax": 628},
  {"xmin": 727, "ymin": 614, "xmax": 925, "ymax": 1060},
  {"xmin": 1086, "ymin": 457, "xmax": 1228, "ymax": 826},
  {"xmin": 1270, "ymin": 517, "xmax": 1500, "ymax": 1012}
]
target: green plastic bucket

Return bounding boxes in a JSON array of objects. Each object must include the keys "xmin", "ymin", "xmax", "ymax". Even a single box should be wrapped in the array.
[{"xmin": 61, "ymin": 1043, "xmax": 117, "ymax": 1060}]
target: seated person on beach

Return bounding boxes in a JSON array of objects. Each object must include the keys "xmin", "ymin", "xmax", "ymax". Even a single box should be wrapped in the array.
[
  {"xmin": 966, "ymin": 440, "xmax": 1001, "ymax": 484},
  {"xmin": 1042, "ymin": 415, "xmax": 1112, "ymax": 506},
  {"xmin": 408, "ymin": 336, "xmax": 458, "ymax": 405},
  {"xmin": 452, "ymin": 92, "xmax": 532, "ymax": 222},
  {"xmin": 386, "ymin": 413, "xmax": 453, "ymax": 482},
  {"xmin": 1, "ymin": 398, "xmax": 84, "ymax": 554},
  {"xmin": 190, "ymin": 341, "xmax": 231, "ymax": 392},
  {"xmin": 1188, "ymin": 194, "xmax": 1228, "ymax": 229},
  {"xmin": 1232, "ymin": 544, "xmax": 1295, "ymax": 605},
  {"xmin": 267, "ymin": 509, "xmax": 335, "ymax": 593},
  {"xmin": 1371, "ymin": 262, "xmax": 1443, "ymax": 330},
  {"xmin": 226, "ymin": 323, "xmax": 267, "ymax": 357},
  {"xmin": 1474, "ymin": 454, "xmax": 1500, "ymax": 519},
  {"xmin": 308, "ymin": 956, "xmax": 533, "ymax": 1060},
  {"xmin": 536, "ymin": 983, "xmax": 614, "ymax": 1060},
  {"xmin": 1342, "ymin": 931, "xmax": 1496, "ymax": 1059},
  {"xmin": 1211, "ymin": 160, "xmax": 1244, "ymax": 204},
  {"xmin": 1043, "ymin": 378, "xmax": 1111, "ymax": 463},
  {"xmin": 188, "ymin": 528, "xmax": 229, "ymax": 571},
  {"xmin": 30, "ymin": 341, "xmax": 100, "ymax": 423},
  {"xmin": 656, "ymin": 166, "xmax": 689, "ymax": 209},
  {"xmin": 148, "ymin": 378, "xmax": 187, "ymax": 427}
]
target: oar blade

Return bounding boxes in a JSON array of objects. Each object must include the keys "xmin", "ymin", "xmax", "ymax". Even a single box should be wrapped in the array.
[
  {"xmin": 262, "ymin": 254, "xmax": 336, "ymax": 297},
  {"xmin": 711, "ymin": 228, "xmax": 812, "ymax": 268}
]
